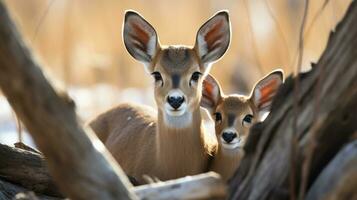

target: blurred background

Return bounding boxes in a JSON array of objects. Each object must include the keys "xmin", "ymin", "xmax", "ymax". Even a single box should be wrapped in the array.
[{"xmin": 0, "ymin": 0, "xmax": 352, "ymax": 146}]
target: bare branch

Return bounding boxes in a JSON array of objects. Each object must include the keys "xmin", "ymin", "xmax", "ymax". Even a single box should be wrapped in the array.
[{"xmin": 0, "ymin": 2, "xmax": 137, "ymax": 199}]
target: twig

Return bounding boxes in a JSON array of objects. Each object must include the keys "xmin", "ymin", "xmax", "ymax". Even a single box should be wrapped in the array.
[
  {"xmin": 290, "ymin": 0, "xmax": 330, "ymax": 68},
  {"xmin": 242, "ymin": 0, "xmax": 264, "ymax": 75},
  {"xmin": 32, "ymin": 0, "xmax": 57, "ymax": 43},
  {"xmin": 304, "ymin": 0, "xmax": 331, "ymax": 43},
  {"xmin": 263, "ymin": 0, "xmax": 291, "ymax": 69},
  {"xmin": 11, "ymin": 110, "xmax": 23, "ymax": 143}
]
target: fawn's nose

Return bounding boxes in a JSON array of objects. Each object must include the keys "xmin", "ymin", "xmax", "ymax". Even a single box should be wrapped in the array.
[
  {"xmin": 222, "ymin": 132, "xmax": 237, "ymax": 143},
  {"xmin": 167, "ymin": 95, "xmax": 185, "ymax": 110}
]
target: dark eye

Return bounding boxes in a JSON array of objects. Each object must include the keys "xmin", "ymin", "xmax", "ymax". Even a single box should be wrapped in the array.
[
  {"xmin": 191, "ymin": 72, "xmax": 202, "ymax": 82},
  {"xmin": 151, "ymin": 72, "xmax": 163, "ymax": 85},
  {"xmin": 214, "ymin": 112, "xmax": 222, "ymax": 124},
  {"xmin": 242, "ymin": 114, "xmax": 253, "ymax": 127}
]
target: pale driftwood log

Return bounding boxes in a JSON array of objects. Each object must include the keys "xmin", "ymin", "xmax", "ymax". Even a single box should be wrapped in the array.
[
  {"xmin": 0, "ymin": 143, "xmax": 228, "ymax": 200},
  {"xmin": 0, "ymin": 2, "xmax": 137, "ymax": 200},
  {"xmin": 229, "ymin": 1, "xmax": 357, "ymax": 200},
  {"xmin": 306, "ymin": 141, "xmax": 357, "ymax": 200},
  {"xmin": 133, "ymin": 172, "xmax": 226, "ymax": 200},
  {"xmin": 0, "ymin": 179, "xmax": 60, "ymax": 200},
  {"xmin": 0, "ymin": 144, "xmax": 61, "ymax": 197}
]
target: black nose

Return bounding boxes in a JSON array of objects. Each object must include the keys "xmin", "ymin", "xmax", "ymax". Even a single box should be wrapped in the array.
[
  {"xmin": 222, "ymin": 132, "xmax": 237, "ymax": 143},
  {"xmin": 167, "ymin": 96, "xmax": 185, "ymax": 109}
]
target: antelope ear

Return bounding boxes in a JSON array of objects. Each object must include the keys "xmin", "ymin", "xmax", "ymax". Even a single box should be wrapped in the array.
[
  {"xmin": 195, "ymin": 11, "xmax": 231, "ymax": 69},
  {"xmin": 251, "ymin": 70, "xmax": 284, "ymax": 113},
  {"xmin": 201, "ymin": 74, "xmax": 222, "ymax": 114},
  {"xmin": 123, "ymin": 10, "xmax": 159, "ymax": 72}
]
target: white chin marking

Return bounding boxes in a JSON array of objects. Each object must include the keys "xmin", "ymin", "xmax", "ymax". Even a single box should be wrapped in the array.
[
  {"xmin": 166, "ymin": 109, "xmax": 186, "ymax": 117},
  {"xmin": 220, "ymin": 137, "xmax": 242, "ymax": 150},
  {"xmin": 163, "ymin": 104, "xmax": 192, "ymax": 128},
  {"xmin": 164, "ymin": 102, "xmax": 187, "ymax": 117}
]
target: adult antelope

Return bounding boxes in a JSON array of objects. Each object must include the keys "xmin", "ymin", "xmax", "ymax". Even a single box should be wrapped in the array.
[
  {"xmin": 89, "ymin": 10, "xmax": 231, "ymax": 184},
  {"xmin": 201, "ymin": 70, "xmax": 284, "ymax": 181}
]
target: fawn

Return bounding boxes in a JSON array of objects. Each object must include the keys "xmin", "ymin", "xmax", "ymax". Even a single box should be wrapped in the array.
[
  {"xmin": 201, "ymin": 70, "xmax": 284, "ymax": 181},
  {"xmin": 89, "ymin": 10, "xmax": 231, "ymax": 184}
]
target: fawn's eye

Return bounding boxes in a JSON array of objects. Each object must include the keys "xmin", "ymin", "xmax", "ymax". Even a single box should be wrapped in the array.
[
  {"xmin": 151, "ymin": 72, "xmax": 163, "ymax": 86},
  {"xmin": 189, "ymin": 72, "xmax": 202, "ymax": 86},
  {"xmin": 191, "ymin": 72, "xmax": 202, "ymax": 82},
  {"xmin": 214, "ymin": 112, "xmax": 222, "ymax": 124},
  {"xmin": 242, "ymin": 114, "xmax": 253, "ymax": 127}
]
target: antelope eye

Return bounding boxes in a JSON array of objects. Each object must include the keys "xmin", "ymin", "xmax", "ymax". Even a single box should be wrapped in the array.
[
  {"xmin": 191, "ymin": 72, "xmax": 202, "ymax": 82},
  {"xmin": 214, "ymin": 112, "xmax": 222, "ymax": 124},
  {"xmin": 151, "ymin": 72, "xmax": 163, "ymax": 85},
  {"xmin": 242, "ymin": 114, "xmax": 253, "ymax": 127}
]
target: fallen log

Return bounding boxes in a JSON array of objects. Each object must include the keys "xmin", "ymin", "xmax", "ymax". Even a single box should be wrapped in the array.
[
  {"xmin": 0, "ymin": 179, "xmax": 60, "ymax": 200},
  {"xmin": 0, "ymin": 144, "xmax": 60, "ymax": 197},
  {"xmin": 229, "ymin": 1, "xmax": 357, "ymax": 200},
  {"xmin": 133, "ymin": 172, "xmax": 226, "ymax": 200},
  {"xmin": 0, "ymin": 142, "xmax": 227, "ymax": 199}
]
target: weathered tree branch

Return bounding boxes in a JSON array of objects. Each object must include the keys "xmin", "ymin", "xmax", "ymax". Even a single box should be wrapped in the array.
[
  {"xmin": 306, "ymin": 140, "xmax": 357, "ymax": 200},
  {"xmin": 0, "ymin": 179, "xmax": 60, "ymax": 200},
  {"xmin": 229, "ymin": 1, "xmax": 357, "ymax": 199},
  {"xmin": 0, "ymin": 2, "xmax": 137, "ymax": 200},
  {"xmin": 0, "ymin": 144, "xmax": 61, "ymax": 197},
  {"xmin": 133, "ymin": 172, "xmax": 226, "ymax": 200}
]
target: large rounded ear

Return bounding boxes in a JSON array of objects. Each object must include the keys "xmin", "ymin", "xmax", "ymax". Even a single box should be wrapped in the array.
[
  {"xmin": 123, "ymin": 10, "xmax": 159, "ymax": 72},
  {"xmin": 195, "ymin": 11, "xmax": 231, "ymax": 70},
  {"xmin": 251, "ymin": 69, "xmax": 284, "ymax": 114},
  {"xmin": 201, "ymin": 74, "xmax": 222, "ymax": 114}
]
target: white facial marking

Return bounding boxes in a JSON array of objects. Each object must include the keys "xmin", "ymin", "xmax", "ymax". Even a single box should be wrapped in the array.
[
  {"xmin": 220, "ymin": 127, "xmax": 242, "ymax": 150},
  {"xmin": 163, "ymin": 89, "xmax": 191, "ymax": 128},
  {"xmin": 165, "ymin": 89, "xmax": 187, "ymax": 116},
  {"xmin": 169, "ymin": 89, "xmax": 184, "ymax": 99},
  {"xmin": 164, "ymin": 103, "xmax": 187, "ymax": 116},
  {"xmin": 164, "ymin": 110, "xmax": 192, "ymax": 128}
]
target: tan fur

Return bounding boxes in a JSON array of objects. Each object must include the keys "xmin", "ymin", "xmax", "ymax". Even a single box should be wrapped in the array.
[
  {"xmin": 209, "ymin": 95, "xmax": 255, "ymax": 181},
  {"xmin": 202, "ymin": 70, "xmax": 283, "ymax": 181},
  {"xmin": 89, "ymin": 103, "xmax": 214, "ymax": 183},
  {"xmin": 89, "ymin": 103, "xmax": 213, "ymax": 183},
  {"xmin": 89, "ymin": 10, "xmax": 231, "ymax": 184}
]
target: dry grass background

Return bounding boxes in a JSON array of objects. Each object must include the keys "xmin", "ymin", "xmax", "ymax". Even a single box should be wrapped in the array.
[{"xmin": 0, "ymin": 0, "xmax": 352, "ymax": 123}]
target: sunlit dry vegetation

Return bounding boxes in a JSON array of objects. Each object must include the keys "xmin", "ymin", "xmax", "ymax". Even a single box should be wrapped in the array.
[{"xmin": 4, "ymin": 0, "xmax": 351, "ymax": 93}]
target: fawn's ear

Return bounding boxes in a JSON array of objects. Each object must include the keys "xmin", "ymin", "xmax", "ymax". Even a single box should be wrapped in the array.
[
  {"xmin": 195, "ymin": 11, "xmax": 231, "ymax": 70},
  {"xmin": 123, "ymin": 10, "xmax": 159, "ymax": 72},
  {"xmin": 201, "ymin": 74, "xmax": 222, "ymax": 114},
  {"xmin": 251, "ymin": 70, "xmax": 284, "ymax": 114}
]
